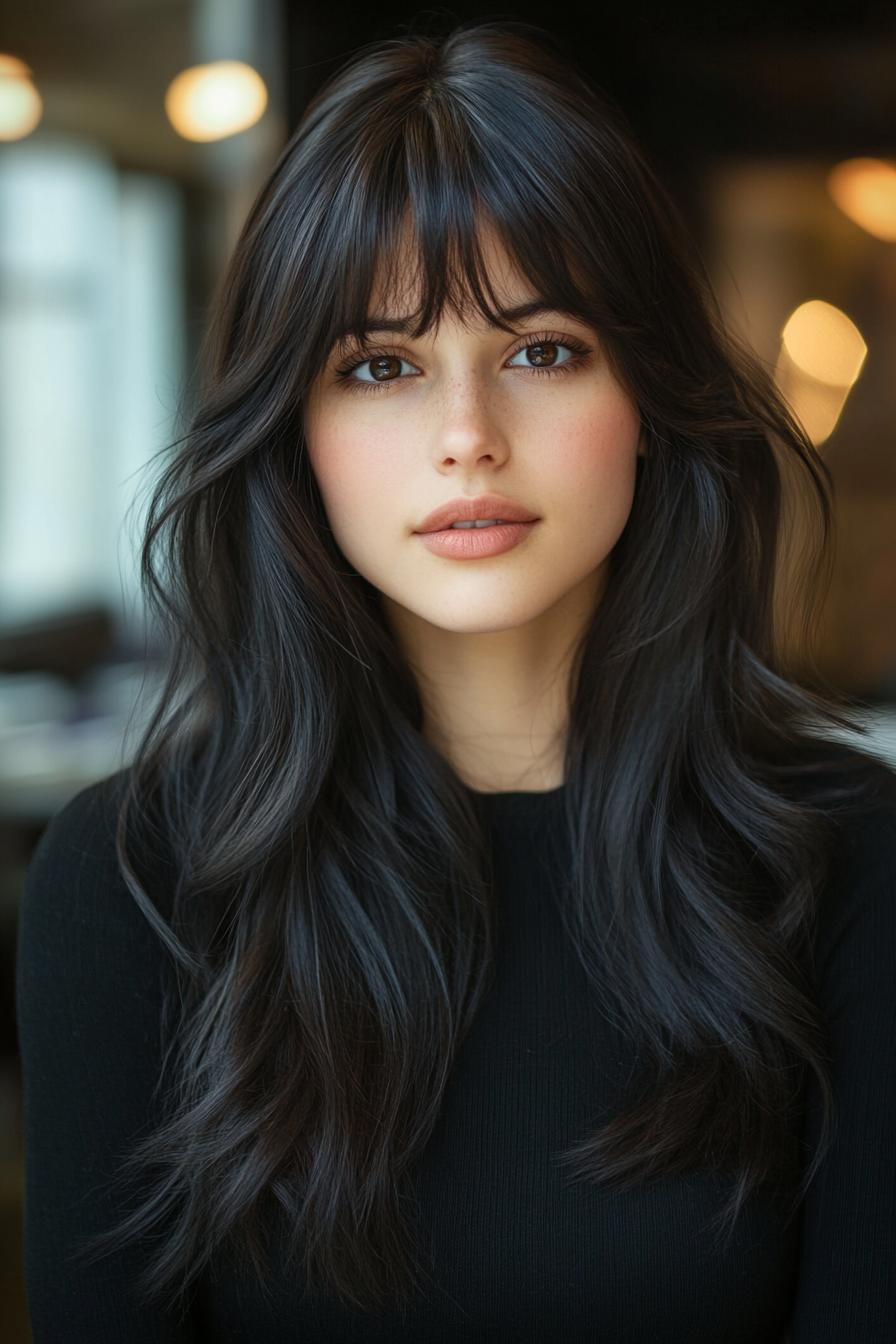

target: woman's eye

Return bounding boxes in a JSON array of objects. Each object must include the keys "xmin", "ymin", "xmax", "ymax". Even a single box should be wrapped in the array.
[
  {"xmin": 349, "ymin": 354, "xmax": 418, "ymax": 385},
  {"xmin": 506, "ymin": 340, "xmax": 575, "ymax": 370}
]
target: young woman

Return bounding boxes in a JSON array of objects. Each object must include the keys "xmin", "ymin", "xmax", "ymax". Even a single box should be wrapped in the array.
[{"xmin": 16, "ymin": 18, "xmax": 896, "ymax": 1343}]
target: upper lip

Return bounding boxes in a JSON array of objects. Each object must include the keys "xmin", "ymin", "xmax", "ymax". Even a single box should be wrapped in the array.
[{"xmin": 414, "ymin": 494, "xmax": 540, "ymax": 533}]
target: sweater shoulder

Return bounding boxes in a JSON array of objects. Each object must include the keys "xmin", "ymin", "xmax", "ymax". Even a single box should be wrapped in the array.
[
  {"xmin": 18, "ymin": 765, "xmax": 174, "ymax": 969},
  {"xmin": 811, "ymin": 754, "xmax": 896, "ymax": 982},
  {"xmin": 28, "ymin": 766, "xmax": 133, "ymax": 887}
]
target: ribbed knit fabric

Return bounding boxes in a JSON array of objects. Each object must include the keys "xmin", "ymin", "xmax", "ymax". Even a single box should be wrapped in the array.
[{"xmin": 15, "ymin": 764, "xmax": 896, "ymax": 1342}]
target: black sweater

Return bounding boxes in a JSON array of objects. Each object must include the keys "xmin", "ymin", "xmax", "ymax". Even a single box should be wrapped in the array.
[{"xmin": 15, "ymin": 764, "xmax": 896, "ymax": 1342}]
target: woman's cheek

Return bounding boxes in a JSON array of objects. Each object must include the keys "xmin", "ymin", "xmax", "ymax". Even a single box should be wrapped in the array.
[
  {"xmin": 308, "ymin": 427, "xmax": 413, "ymax": 564},
  {"xmin": 551, "ymin": 402, "xmax": 641, "ymax": 500}
]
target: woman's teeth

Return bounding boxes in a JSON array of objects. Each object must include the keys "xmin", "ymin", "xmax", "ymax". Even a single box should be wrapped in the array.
[{"xmin": 448, "ymin": 519, "xmax": 507, "ymax": 529}]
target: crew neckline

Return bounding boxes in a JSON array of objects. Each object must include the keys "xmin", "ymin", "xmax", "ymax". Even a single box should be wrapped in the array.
[{"xmin": 466, "ymin": 782, "xmax": 567, "ymax": 806}]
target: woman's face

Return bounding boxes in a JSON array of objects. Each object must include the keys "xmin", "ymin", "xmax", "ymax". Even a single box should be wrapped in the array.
[{"xmin": 302, "ymin": 229, "xmax": 644, "ymax": 641}]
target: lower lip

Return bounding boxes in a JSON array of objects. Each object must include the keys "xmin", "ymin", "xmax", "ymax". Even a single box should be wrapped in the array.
[{"xmin": 415, "ymin": 520, "xmax": 539, "ymax": 558}]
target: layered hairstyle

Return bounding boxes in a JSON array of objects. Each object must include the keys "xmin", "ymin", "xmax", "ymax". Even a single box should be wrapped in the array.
[{"xmin": 75, "ymin": 15, "xmax": 888, "ymax": 1318}]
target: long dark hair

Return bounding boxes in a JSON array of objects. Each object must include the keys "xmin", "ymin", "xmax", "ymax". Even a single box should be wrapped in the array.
[{"xmin": 73, "ymin": 15, "xmax": 890, "ymax": 1317}]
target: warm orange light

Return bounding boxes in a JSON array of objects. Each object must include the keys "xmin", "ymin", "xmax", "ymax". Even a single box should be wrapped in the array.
[
  {"xmin": 164, "ymin": 60, "xmax": 268, "ymax": 143},
  {"xmin": 775, "ymin": 300, "xmax": 867, "ymax": 446},
  {"xmin": 0, "ymin": 53, "xmax": 43, "ymax": 141},
  {"xmin": 828, "ymin": 157, "xmax": 896, "ymax": 243},
  {"xmin": 781, "ymin": 300, "xmax": 867, "ymax": 386}
]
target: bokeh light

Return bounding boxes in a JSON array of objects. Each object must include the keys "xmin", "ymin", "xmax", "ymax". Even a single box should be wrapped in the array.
[
  {"xmin": 164, "ymin": 59, "xmax": 267, "ymax": 142},
  {"xmin": 828, "ymin": 157, "xmax": 896, "ymax": 243},
  {"xmin": 0, "ymin": 54, "xmax": 43, "ymax": 141}
]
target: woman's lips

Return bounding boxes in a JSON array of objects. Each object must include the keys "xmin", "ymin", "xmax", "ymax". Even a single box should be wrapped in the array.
[{"xmin": 415, "ymin": 520, "xmax": 539, "ymax": 559}]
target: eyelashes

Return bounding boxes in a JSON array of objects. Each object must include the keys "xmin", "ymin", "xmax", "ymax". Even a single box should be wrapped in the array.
[{"xmin": 332, "ymin": 330, "xmax": 594, "ymax": 395}]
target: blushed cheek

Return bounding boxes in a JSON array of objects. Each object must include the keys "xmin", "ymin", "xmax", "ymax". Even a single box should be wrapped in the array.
[
  {"xmin": 304, "ymin": 423, "xmax": 403, "ymax": 550},
  {"xmin": 553, "ymin": 399, "xmax": 641, "ymax": 500},
  {"xmin": 302, "ymin": 418, "xmax": 348, "ymax": 525},
  {"xmin": 303, "ymin": 394, "xmax": 351, "ymax": 512}
]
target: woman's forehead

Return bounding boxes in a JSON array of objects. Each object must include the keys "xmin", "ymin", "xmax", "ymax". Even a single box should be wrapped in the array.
[{"xmin": 368, "ymin": 220, "xmax": 525, "ymax": 313}]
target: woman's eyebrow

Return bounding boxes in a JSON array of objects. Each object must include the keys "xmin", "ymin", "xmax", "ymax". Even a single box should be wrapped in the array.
[{"xmin": 335, "ymin": 300, "xmax": 590, "ymax": 344}]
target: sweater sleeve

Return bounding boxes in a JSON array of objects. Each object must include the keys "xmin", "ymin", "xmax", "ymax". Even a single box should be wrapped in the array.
[
  {"xmin": 15, "ymin": 771, "xmax": 198, "ymax": 1343},
  {"xmin": 787, "ymin": 783, "xmax": 896, "ymax": 1343}
]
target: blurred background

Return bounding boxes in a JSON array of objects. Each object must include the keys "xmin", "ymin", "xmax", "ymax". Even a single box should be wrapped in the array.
[{"xmin": 1, "ymin": 1, "xmax": 895, "ymax": 1334}]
